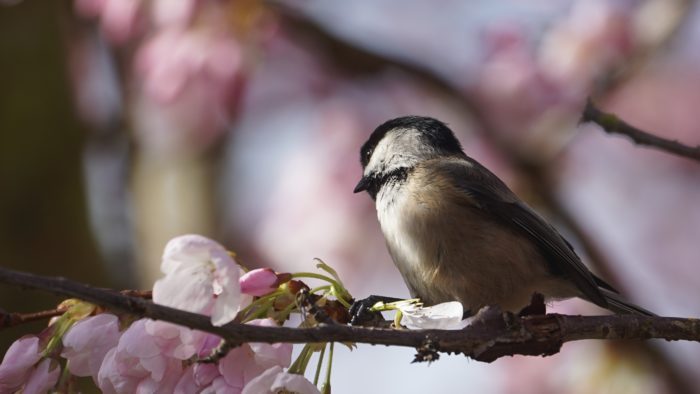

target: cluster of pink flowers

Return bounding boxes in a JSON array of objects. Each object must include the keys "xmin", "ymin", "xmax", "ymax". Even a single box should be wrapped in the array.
[
  {"xmin": 474, "ymin": 0, "xmax": 637, "ymax": 144},
  {"xmin": 0, "ymin": 336, "xmax": 59, "ymax": 393},
  {"xmin": 0, "ymin": 235, "xmax": 319, "ymax": 394},
  {"xmin": 0, "ymin": 233, "xmax": 472, "ymax": 393},
  {"xmin": 72, "ymin": 0, "xmax": 255, "ymax": 154}
]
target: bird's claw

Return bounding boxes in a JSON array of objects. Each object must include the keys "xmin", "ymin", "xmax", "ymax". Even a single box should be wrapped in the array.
[{"xmin": 349, "ymin": 295, "xmax": 401, "ymax": 326}]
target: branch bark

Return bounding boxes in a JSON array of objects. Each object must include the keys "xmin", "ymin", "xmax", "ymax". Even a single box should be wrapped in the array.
[
  {"xmin": 0, "ymin": 266, "xmax": 698, "ymax": 363},
  {"xmin": 582, "ymin": 99, "xmax": 700, "ymax": 163}
]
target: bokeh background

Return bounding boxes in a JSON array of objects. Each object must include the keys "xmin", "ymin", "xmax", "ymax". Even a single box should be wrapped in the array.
[{"xmin": 2, "ymin": 0, "xmax": 700, "ymax": 393}]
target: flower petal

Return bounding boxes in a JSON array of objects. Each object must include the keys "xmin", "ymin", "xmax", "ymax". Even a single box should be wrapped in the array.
[
  {"xmin": 0, "ymin": 336, "xmax": 42, "ymax": 391},
  {"xmin": 399, "ymin": 301, "xmax": 468, "ymax": 330},
  {"xmin": 23, "ymin": 359, "xmax": 60, "ymax": 394}
]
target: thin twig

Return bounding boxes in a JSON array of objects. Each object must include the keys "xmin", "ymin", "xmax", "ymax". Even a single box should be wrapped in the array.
[
  {"xmin": 0, "ymin": 267, "xmax": 698, "ymax": 363},
  {"xmin": 0, "ymin": 289, "xmax": 152, "ymax": 329},
  {"xmin": 0, "ymin": 308, "xmax": 67, "ymax": 328},
  {"xmin": 581, "ymin": 99, "xmax": 700, "ymax": 163}
]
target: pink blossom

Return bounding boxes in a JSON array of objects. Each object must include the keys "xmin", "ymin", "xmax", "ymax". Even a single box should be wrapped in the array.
[
  {"xmin": 61, "ymin": 313, "xmax": 121, "ymax": 381},
  {"xmin": 247, "ymin": 319, "xmax": 293, "ymax": 368},
  {"xmin": 74, "ymin": 0, "xmax": 106, "ymax": 18},
  {"xmin": 153, "ymin": 234, "xmax": 242, "ymax": 326},
  {"xmin": 97, "ymin": 319, "xmax": 183, "ymax": 394},
  {"xmin": 74, "ymin": 0, "xmax": 145, "ymax": 44},
  {"xmin": 132, "ymin": 27, "xmax": 244, "ymax": 152},
  {"xmin": 172, "ymin": 319, "xmax": 292, "ymax": 393},
  {"xmin": 22, "ymin": 359, "xmax": 60, "ymax": 394},
  {"xmin": 152, "ymin": 0, "xmax": 198, "ymax": 27},
  {"xmin": 210, "ymin": 319, "xmax": 292, "ymax": 391},
  {"xmin": 134, "ymin": 28, "xmax": 241, "ymax": 104},
  {"xmin": 173, "ymin": 366, "xmax": 197, "ymax": 394},
  {"xmin": 242, "ymin": 366, "xmax": 321, "ymax": 394},
  {"xmin": 143, "ymin": 320, "xmax": 208, "ymax": 361},
  {"xmin": 240, "ymin": 268, "xmax": 279, "ymax": 296},
  {"xmin": 0, "ymin": 336, "xmax": 43, "ymax": 392},
  {"xmin": 173, "ymin": 361, "xmax": 221, "ymax": 394},
  {"xmin": 538, "ymin": 0, "xmax": 633, "ymax": 91}
]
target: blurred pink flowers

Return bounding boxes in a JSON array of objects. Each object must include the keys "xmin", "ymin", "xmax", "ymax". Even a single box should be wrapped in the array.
[
  {"xmin": 152, "ymin": 0, "xmax": 199, "ymax": 28},
  {"xmin": 73, "ymin": 0, "xmax": 246, "ymax": 153},
  {"xmin": 74, "ymin": 0, "xmax": 146, "ymax": 44},
  {"xmin": 135, "ymin": 27, "xmax": 241, "ymax": 105},
  {"xmin": 538, "ymin": 0, "xmax": 633, "ymax": 91},
  {"xmin": 132, "ymin": 25, "xmax": 244, "ymax": 154},
  {"xmin": 475, "ymin": 0, "xmax": 635, "ymax": 143}
]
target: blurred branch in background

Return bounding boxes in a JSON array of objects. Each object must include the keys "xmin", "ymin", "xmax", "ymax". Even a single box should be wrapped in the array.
[{"xmin": 582, "ymin": 99, "xmax": 700, "ymax": 162}]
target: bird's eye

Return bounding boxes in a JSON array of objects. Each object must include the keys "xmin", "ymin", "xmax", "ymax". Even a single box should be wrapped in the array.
[{"xmin": 365, "ymin": 149, "xmax": 373, "ymax": 160}]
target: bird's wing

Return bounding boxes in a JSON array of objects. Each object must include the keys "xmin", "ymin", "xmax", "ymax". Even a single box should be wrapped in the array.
[{"xmin": 435, "ymin": 158, "xmax": 610, "ymax": 308}]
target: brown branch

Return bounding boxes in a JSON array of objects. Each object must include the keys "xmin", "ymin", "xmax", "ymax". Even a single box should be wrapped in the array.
[
  {"xmin": 582, "ymin": 99, "xmax": 700, "ymax": 163},
  {"xmin": 0, "ymin": 266, "xmax": 698, "ymax": 363},
  {"xmin": 0, "ymin": 308, "xmax": 67, "ymax": 328},
  {"xmin": 0, "ymin": 289, "xmax": 151, "ymax": 329}
]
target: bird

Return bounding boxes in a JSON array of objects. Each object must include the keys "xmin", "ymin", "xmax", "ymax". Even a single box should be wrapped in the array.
[{"xmin": 353, "ymin": 115, "xmax": 654, "ymax": 316}]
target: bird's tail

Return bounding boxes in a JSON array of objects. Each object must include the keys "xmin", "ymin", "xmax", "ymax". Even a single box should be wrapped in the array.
[{"xmin": 599, "ymin": 288, "xmax": 656, "ymax": 316}]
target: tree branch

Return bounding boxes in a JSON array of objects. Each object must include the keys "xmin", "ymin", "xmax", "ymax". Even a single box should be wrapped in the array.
[
  {"xmin": 0, "ymin": 266, "xmax": 698, "ymax": 363},
  {"xmin": 0, "ymin": 308, "xmax": 66, "ymax": 328},
  {"xmin": 582, "ymin": 99, "xmax": 700, "ymax": 163}
]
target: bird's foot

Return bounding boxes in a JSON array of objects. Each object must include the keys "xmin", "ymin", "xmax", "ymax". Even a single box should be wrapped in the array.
[
  {"xmin": 349, "ymin": 295, "xmax": 402, "ymax": 326},
  {"xmin": 518, "ymin": 292, "xmax": 546, "ymax": 317}
]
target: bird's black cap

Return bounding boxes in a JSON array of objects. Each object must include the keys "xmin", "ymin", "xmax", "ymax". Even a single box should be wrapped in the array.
[{"xmin": 359, "ymin": 116, "xmax": 464, "ymax": 168}]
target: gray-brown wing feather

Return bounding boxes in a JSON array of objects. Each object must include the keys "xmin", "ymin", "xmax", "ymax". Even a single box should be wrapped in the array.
[{"xmin": 436, "ymin": 158, "xmax": 609, "ymax": 308}]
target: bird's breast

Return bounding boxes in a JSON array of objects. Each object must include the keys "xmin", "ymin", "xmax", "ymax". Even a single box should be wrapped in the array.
[
  {"xmin": 375, "ymin": 179, "xmax": 452, "ymax": 301},
  {"xmin": 374, "ymin": 173, "xmax": 572, "ymax": 311}
]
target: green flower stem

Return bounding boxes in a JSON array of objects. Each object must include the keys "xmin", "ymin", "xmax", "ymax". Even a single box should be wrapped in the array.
[
  {"xmin": 313, "ymin": 344, "xmax": 327, "ymax": 386},
  {"xmin": 292, "ymin": 272, "xmax": 353, "ymax": 307},
  {"xmin": 309, "ymin": 285, "xmax": 332, "ymax": 295},
  {"xmin": 300, "ymin": 344, "xmax": 316, "ymax": 373},
  {"xmin": 331, "ymin": 291, "xmax": 352, "ymax": 308},
  {"xmin": 238, "ymin": 289, "xmax": 285, "ymax": 322},
  {"xmin": 321, "ymin": 342, "xmax": 334, "ymax": 394},
  {"xmin": 394, "ymin": 310, "xmax": 403, "ymax": 328},
  {"xmin": 291, "ymin": 272, "xmax": 341, "ymax": 288},
  {"xmin": 289, "ymin": 344, "xmax": 310, "ymax": 374},
  {"xmin": 290, "ymin": 343, "xmax": 319, "ymax": 375}
]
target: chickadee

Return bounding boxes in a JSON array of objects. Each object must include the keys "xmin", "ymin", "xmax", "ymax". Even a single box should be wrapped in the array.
[{"xmin": 354, "ymin": 116, "xmax": 653, "ymax": 316}]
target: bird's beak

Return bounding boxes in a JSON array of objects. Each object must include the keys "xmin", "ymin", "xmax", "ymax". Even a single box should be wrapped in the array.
[{"xmin": 353, "ymin": 176, "xmax": 371, "ymax": 193}]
